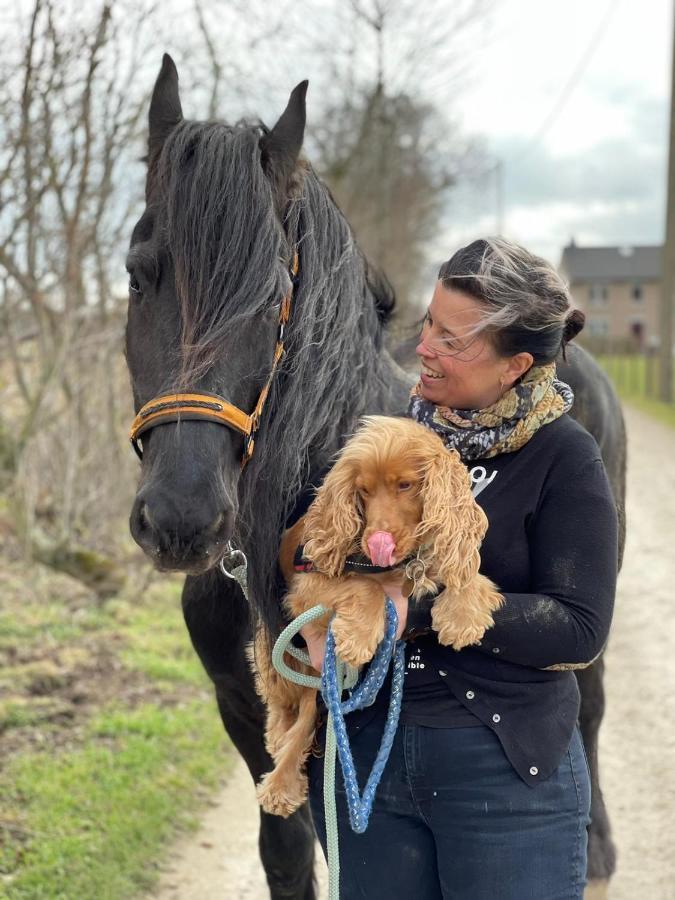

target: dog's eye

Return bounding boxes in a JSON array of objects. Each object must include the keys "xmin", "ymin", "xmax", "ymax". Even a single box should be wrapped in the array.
[
  {"xmin": 358, "ymin": 486, "xmax": 370, "ymax": 498},
  {"xmin": 398, "ymin": 481, "xmax": 412, "ymax": 492}
]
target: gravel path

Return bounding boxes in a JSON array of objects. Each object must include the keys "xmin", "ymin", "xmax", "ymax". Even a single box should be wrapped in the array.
[{"xmin": 147, "ymin": 405, "xmax": 675, "ymax": 900}]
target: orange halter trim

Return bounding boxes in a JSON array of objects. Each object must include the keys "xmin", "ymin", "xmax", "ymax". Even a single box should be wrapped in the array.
[{"xmin": 129, "ymin": 252, "xmax": 298, "ymax": 468}]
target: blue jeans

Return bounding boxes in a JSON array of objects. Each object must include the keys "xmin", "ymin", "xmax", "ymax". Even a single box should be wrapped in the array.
[{"xmin": 308, "ymin": 715, "xmax": 591, "ymax": 899}]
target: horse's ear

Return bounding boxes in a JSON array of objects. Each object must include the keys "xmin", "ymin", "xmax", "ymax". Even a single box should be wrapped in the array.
[
  {"xmin": 148, "ymin": 53, "xmax": 183, "ymax": 161},
  {"xmin": 260, "ymin": 80, "xmax": 308, "ymax": 189}
]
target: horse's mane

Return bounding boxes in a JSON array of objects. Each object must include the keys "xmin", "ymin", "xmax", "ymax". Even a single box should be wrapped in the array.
[{"xmin": 155, "ymin": 119, "xmax": 411, "ymax": 634}]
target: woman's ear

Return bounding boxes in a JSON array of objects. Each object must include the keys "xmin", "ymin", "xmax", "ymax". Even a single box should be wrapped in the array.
[
  {"xmin": 501, "ymin": 351, "xmax": 534, "ymax": 389},
  {"xmin": 417, "ymin": 448, "xmax": 488, "ymax": 593},
  {"xmin": 302, "ymin": 459, "xmax": 361, "ymax": 577}
]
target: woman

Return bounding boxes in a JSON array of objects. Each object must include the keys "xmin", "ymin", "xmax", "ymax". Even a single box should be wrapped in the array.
[{"xmin": 302, "ymin": 237, "xmax": 618, "ymax": 899}]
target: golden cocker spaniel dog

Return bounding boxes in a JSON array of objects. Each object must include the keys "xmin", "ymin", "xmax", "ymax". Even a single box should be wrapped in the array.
[{"xmin": 253, "ymin": 415, "xmax": 503, "ymax": 817}]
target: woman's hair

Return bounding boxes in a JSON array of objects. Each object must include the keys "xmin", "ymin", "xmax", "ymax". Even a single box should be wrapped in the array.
[{"xmin": 438, "ymin": 237, "xmax": 584, "ymax": 363}]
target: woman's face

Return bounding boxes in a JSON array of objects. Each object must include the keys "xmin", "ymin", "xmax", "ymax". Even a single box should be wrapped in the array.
[{"xmin": 415, "ymin": 282, "xmax": 523, "ymax": 410}]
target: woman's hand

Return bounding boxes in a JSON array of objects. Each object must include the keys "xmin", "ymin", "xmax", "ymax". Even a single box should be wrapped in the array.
[{"xmin": 300, "ymin": 624, "xmax": 327, "ymax": 673}]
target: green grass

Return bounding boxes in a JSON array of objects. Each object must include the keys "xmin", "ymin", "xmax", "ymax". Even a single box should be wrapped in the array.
[
  {"xmin": 115, "ymin": 585, "xmax": 207, "ymax": 686},
  {"xmin": 0, "ymin": 573, "xmax": 236, "ymax": 900},
  {"xmin": 617, "ymin": 392, "xmax": 675, "ymax": 429},
  {"xmin": 1, "ymin": 703, "xmax": 231, "ymax": 900},
  {"xmin": 596, "ymin": 353, "xmax": 675, "ymax": 429}
]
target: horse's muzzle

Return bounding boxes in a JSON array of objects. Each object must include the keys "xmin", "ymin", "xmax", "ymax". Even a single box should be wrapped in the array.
[{"xmin": 129, "ymin": 486, "xmax": 235, "ymax": 574}]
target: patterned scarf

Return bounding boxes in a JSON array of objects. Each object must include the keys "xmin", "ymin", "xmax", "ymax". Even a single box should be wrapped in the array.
[{"xmin": 408, "ymin": 362, "xmax": 573, "ymax": 461}]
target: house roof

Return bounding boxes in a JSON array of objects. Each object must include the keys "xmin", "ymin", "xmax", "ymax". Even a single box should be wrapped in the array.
[{"xmin": 559, "ymin": 243, "xmax": 661, "ymax": 283}]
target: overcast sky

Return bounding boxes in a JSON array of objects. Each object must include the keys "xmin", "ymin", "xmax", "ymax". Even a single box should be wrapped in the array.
[
  {"xmin": 435, "ymin": 0, "xmax": 672, "ymax": 265},
  {"xmin": 7, "ymin": 0, "xmax": 662, "ymax": 278},
  {"xmin": 83, "ymin": 0, "xmax": 671, "ymax": 272}
]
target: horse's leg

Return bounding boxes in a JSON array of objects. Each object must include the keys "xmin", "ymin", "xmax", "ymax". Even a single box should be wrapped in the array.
[
  {"xmin": 575, "ymin": 655, "xmax": 616, "ymax": 898},
  {"xmin": 182, "ymin": 573, "xmax": 317, "ymax": 900}
]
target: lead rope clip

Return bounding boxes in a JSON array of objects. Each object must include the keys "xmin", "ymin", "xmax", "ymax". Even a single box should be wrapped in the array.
[{"xmin": 219, "ymin": 540, "xmax": 249, "ymax": 601}]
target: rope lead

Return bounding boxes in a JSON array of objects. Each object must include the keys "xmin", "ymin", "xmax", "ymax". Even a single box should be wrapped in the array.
[{"xmin": 272, "ymin": 600, "xmax": 404, "ymax": 899}]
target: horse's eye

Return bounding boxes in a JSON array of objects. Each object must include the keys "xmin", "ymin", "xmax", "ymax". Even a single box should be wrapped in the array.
[{"xmin": 129, "ymin": 276, "xmax": 142, "ymax": 296}]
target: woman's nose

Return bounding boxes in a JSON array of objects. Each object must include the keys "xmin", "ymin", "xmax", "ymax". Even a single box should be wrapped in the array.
[{"xmin": 416, "ymin": 337, "xmax": 434, "ymax": 359}]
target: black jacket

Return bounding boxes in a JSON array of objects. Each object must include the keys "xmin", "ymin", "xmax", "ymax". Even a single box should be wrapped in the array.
[{"xmin": 371, "ymin": 414, "xmax": 617, "ymax": 785}]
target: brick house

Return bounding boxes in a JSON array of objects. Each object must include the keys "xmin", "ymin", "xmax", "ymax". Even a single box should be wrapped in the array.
[{"xmin": 559, "ymin": 241, "xmax": 661, "ymax": 347}]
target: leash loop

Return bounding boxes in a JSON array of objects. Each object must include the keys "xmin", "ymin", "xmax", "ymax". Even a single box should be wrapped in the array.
[{"xmin": 271, "ymin": 598, "xmax": 404, "ymax": 899}]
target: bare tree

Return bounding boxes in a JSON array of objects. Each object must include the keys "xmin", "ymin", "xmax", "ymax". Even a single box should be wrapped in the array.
[
  {"xmin": 314, "ymin": 87, "xmax": 482, "ymax": 317},
  {"xmin": 302, "ymin": 0, "xmax": 492, "ymax": 319},
  {"xmin": 0, "ymin": 0, "xmax": 154, "ymax": 581}
]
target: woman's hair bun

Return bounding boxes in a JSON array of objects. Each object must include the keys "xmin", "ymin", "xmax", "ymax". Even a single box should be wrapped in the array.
[{"xmin": 563, "ymin": 308, "xmax": 585, "ymax": 344}]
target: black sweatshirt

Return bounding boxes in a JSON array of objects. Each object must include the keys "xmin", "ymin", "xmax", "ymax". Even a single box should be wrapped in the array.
[
  {"xmin": 288, "ymin": 414, "xmax": 618, "ymax": 786},
  {"xmin": 397, "ymin": 413, "xmax": 619, "ymax": 784}
]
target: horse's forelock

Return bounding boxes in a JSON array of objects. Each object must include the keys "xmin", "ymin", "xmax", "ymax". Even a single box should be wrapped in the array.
[{"xmin": 154, "ymin": 120, "xmax": 291, "ymax": 382}]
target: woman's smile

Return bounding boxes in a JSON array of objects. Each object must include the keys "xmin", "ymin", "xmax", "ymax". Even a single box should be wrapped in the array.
[{"xmin": 421, "ymin": 363, "xmax": 444, "ymax": 381}]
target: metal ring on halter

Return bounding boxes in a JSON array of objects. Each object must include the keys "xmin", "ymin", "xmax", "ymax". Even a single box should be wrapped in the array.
[{"xmin": 219, "ymin": 541, "xmax": 248, "ymax": 579}]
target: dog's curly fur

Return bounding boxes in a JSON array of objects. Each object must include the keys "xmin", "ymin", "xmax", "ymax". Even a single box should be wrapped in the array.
[{"xmin": 252, "ymin": 416, "xmax": 503, "ymax": 817}]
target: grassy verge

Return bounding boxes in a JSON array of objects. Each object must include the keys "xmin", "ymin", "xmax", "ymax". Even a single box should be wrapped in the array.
[
  {"xmin": 0, "ymin": 568, "xmax": 235, "ymax": 899},
  {"xmin": 617, "ymin": 392, "xmax": 675, "ymax": 430},
  {"xmin": 595, "ymin": 354, "xmax": 675, "ymax": 430}
]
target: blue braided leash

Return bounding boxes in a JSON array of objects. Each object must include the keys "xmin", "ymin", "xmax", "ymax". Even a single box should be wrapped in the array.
[
  {"xmin": 321, "ymin": 600, "xmax": 406, "ymax": 834},
  {"xmin": 271, "ymin": 598, "xmax": 405, "ymax": 898}
]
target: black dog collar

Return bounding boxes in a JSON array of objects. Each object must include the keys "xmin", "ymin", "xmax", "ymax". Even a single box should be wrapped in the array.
[{"xmin": 293, "ymin": 544, "xmax": 416, "ymax": 575}]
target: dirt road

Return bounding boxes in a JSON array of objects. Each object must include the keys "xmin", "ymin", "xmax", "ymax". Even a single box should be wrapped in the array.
[{"xmin": 147, "ymin": 406, "xmax": 675, "ymax": 900}]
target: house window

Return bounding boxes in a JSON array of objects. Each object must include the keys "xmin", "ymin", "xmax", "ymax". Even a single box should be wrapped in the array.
[
  {"xmin": 632, "ymin": 284, "xmax": 643, "ymax": 302},
  {"xmin": 589, "ymin": 285, "xmax": 608, "ymax": 306},
  {"xmin": 629, "ymin": 317, "xmax": 645, "ymax": 342}
]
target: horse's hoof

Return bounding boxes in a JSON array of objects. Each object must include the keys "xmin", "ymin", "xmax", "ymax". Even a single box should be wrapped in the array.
[{"xmin": 584, "ymin": 878, "xmax": 609, "ymax": 900}]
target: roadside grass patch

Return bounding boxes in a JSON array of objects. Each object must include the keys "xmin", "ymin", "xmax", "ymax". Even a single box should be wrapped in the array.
[
  {"xmin": 115, "ymin": 582, "xmax": 206, "ymax": 686},
  {"xmin": 0, "ymin": 565, "xmax": 236, "ymax": 899},
  {"xmin": 596, "ymin": 353, "xmax": 675, "ymax": 429},
  {"xmin": 620, "ymin": 393, "xmax": 675, "ymax": 430},
  {"xmin": 1, "ymin": 702, "xmax": 231, "ymax": 899}
]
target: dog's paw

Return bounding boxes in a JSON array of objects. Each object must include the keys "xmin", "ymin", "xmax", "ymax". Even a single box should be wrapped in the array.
[
  {"xmin": 432, "ymin": 606, "xmax": 493, "ymax": 650},
  {"xmin": 256, "ymin": 771, "xmax": 308, "ymax": 818},
  {"xmin": 333, "ymin": 634, "xmax": 375, "ymax": 668},
  {"xmin": 332, "ymin": 627, "xmax": 378, "ymax": 668},
  {"xmin": 331, "ymin": 618, "xmax": 380, "ymax": 667}
]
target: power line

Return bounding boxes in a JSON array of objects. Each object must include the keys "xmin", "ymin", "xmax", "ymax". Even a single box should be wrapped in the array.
[{"xmin": 509, "ymin": 0, "xmax": 619, "ymax": 166}]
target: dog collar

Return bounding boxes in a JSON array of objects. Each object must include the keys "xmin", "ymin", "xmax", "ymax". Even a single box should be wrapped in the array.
[{"xmin": 292, "ymin": 545, "xmax": 416, "ymax": 575}]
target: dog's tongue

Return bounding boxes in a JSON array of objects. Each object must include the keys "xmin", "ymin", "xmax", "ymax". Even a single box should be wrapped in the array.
[{"xmin": 366, "ymin": 531, "xmax": 396, "ymax": 567}]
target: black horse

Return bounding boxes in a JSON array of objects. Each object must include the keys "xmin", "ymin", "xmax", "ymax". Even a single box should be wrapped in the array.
[{"xmin": 124, "ymin": 56, "xmax": 625, "ymax": 898}]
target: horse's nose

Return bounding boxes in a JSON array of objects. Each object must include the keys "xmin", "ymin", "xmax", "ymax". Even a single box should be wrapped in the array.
[{"xmin": 130, "ymin": 486, "xmax": 234, "ymax": 566}]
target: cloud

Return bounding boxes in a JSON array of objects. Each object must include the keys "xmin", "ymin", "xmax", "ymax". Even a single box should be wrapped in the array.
[{"xmin": 439, "ymin": 84, "xmax": 667, "ymax": 261}]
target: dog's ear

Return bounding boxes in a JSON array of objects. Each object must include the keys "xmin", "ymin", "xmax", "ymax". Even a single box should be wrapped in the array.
[
  {"xmin": 302, "ymin": 458, "xmax": 362, "ymax": 577},
  {"xmin": 417, "ymin": 448, "xmax": 488, "ymax": 593}
]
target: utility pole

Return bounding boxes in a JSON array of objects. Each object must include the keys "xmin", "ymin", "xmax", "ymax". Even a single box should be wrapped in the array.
[{"xmin": 660, "ymin": 2, "xmax": 675, "ymax": 401}]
